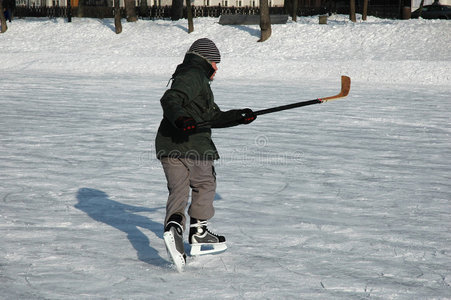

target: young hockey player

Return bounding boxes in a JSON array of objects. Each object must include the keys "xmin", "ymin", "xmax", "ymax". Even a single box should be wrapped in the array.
[{"xmin": 155, "ymin": 38, "xmax": 256, "ymax": 272}]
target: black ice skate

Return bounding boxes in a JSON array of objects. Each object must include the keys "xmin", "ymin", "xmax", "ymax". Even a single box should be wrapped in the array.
[
  {"xmin": 189, "ymin": 218, "xmax": 227, "ymax": 256},
  {"xmin": 163, "ymin": 214, "xmax": 186, "ymax": 272}
]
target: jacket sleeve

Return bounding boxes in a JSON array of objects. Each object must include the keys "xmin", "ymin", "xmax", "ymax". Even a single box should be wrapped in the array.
[
  {"xmin": 160, "ymin": 89, "xmax": 187, "ymax": 127},
  {"xmin": 210, "ymin": 105, "xmax": 242, "ymax": 128},
  {"xmin": 160, "ymin": 71, "xmax": 203, "ymax": 127}
]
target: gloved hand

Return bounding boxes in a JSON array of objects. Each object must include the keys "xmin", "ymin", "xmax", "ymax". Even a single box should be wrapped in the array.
[
  {"xmin": 238, "ymin": 108, "xmax": 257, "ymax": 124},
  {"xmin": 175, "ymin": 116, "xmax": 197, "ymax": 133}
]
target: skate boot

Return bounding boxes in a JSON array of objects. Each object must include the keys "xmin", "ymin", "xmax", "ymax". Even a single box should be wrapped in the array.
[
  {"xmin": 189, "ymin": 218, "xmax": 227, "ymax": 256},
  {"xmin": 163, "ymin": 214, "xmax": 186, "ymax": 272}
]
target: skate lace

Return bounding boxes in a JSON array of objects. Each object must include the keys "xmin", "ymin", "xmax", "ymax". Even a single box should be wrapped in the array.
[{"xmin": 190, "ymin": 220, "xmax": 220, "ymax": 237}]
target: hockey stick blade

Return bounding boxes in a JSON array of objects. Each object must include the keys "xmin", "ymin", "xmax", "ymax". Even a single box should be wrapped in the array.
[
  {"xmin": 318, "ymin": 75, "xmax": 351, "ymax": 103},
  {"xmin": 253, "ymin": 76, "xmax": 351, "ymax": 116}
]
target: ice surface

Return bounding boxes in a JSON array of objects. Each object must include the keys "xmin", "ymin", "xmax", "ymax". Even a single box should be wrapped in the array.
[{"xmin": 1, "ymin": 16, "xmax": 450, "ymax": 299}]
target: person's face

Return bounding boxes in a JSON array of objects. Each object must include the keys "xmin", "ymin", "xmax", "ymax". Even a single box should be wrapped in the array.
[{"xmin": 210, "ymin": 62, "xmax": 218, "ymax": 80}]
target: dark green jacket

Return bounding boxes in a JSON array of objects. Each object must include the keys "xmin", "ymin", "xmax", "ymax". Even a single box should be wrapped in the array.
[{"xmin": 155, "ymin": 54, "xmax": 242, "ymax": 160}]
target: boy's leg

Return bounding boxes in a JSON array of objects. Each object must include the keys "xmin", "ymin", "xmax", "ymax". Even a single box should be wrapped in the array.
[
  {"xmin": 186, "ymin": 160, "xmax": 227, "ymax": 256},
  {"xmin": 161, "ymin": 157, "xmax": 190, "ymax": 229},
  {"xmin": 187, "ymin": 159, "xmax": 216, "ymax": 221}
]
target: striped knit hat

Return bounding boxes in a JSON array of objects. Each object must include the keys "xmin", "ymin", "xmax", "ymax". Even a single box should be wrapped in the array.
[{"xmin": 186, "ymin": 38, "xmax": 221, "ymax": 64}]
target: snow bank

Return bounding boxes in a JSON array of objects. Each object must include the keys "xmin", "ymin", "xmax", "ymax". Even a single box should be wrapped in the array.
[{"xmin": 1, "ymin": 16, "xmax": 450, "ymax": 85}]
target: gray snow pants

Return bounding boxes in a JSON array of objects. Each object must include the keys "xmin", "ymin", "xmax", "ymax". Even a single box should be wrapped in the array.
[{"xmin": 161, "ymin": 157, "xmax": 216, "ymax": 230}]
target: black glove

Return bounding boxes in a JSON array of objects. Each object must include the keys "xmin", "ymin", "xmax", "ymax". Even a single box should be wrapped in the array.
[
  {"xmin": 175, "ymin": 116, "xmax": 197, "ymax": 133},
  {"xmin": 238, "ymin": 108, "xmax": 257, "ymax": 124}
]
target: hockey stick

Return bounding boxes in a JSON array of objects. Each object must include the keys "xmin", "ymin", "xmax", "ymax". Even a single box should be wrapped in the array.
[
  {"xmin": 253, "ymin": 75, "xmax": 351, "ymax": 116},
  {"xmin": 197, "ymin": 76, "xmax": 350, "ymax": 127}
]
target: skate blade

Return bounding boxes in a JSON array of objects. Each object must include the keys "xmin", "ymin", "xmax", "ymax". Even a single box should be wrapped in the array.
[
  {"xmin": 163, "ymin": 231, "xmax": 185, "ymax": 272},
  {"xmin": 190, "ymin": 243, "xmax": 227, "ymax": 256}
]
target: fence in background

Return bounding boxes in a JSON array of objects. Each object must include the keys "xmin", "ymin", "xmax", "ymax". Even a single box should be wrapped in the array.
[{"xmin": 14, "ymin": 4, "xmax": 402, "ymax": 19}]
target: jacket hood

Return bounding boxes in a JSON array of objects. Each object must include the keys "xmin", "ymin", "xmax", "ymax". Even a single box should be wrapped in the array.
[{"xmin": 172, "ymin": 53, "xmax": 216, "ymax": 81}]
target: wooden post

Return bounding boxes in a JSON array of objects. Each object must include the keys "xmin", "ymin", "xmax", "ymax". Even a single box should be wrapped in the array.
[
  {"xmin": 68, "ymin": 0, "xmax": 72, "ymax": 22},
  {"xmin": 125, "ymin": 0, "xmax": 138, "ymax": 22},
  {"xmin": 114, "ymin": 0, "xmax": 122, "ymax": 34},
  {"xmin": 186, "ymin": 0, "xmax": 194, "ymax": 33},
  {"xmin": 0, "ymin": 0, "xmax": 7, "ymax": 33},
  {"xmin": 362, "ymin": 0, "xmax": 368, "ymax": 21},
  {"xmin": 350, "ymin": 0, "xmax": 356, "ymax": 22},
  {"xmin": 259, "ymin": 0, "xmax": 272, "ymax": 42}
]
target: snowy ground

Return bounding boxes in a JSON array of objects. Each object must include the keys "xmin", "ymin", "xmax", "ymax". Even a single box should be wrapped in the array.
[{"xmin": 1, "ymin": 16, "xmax": 450, "ymax": 299}]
